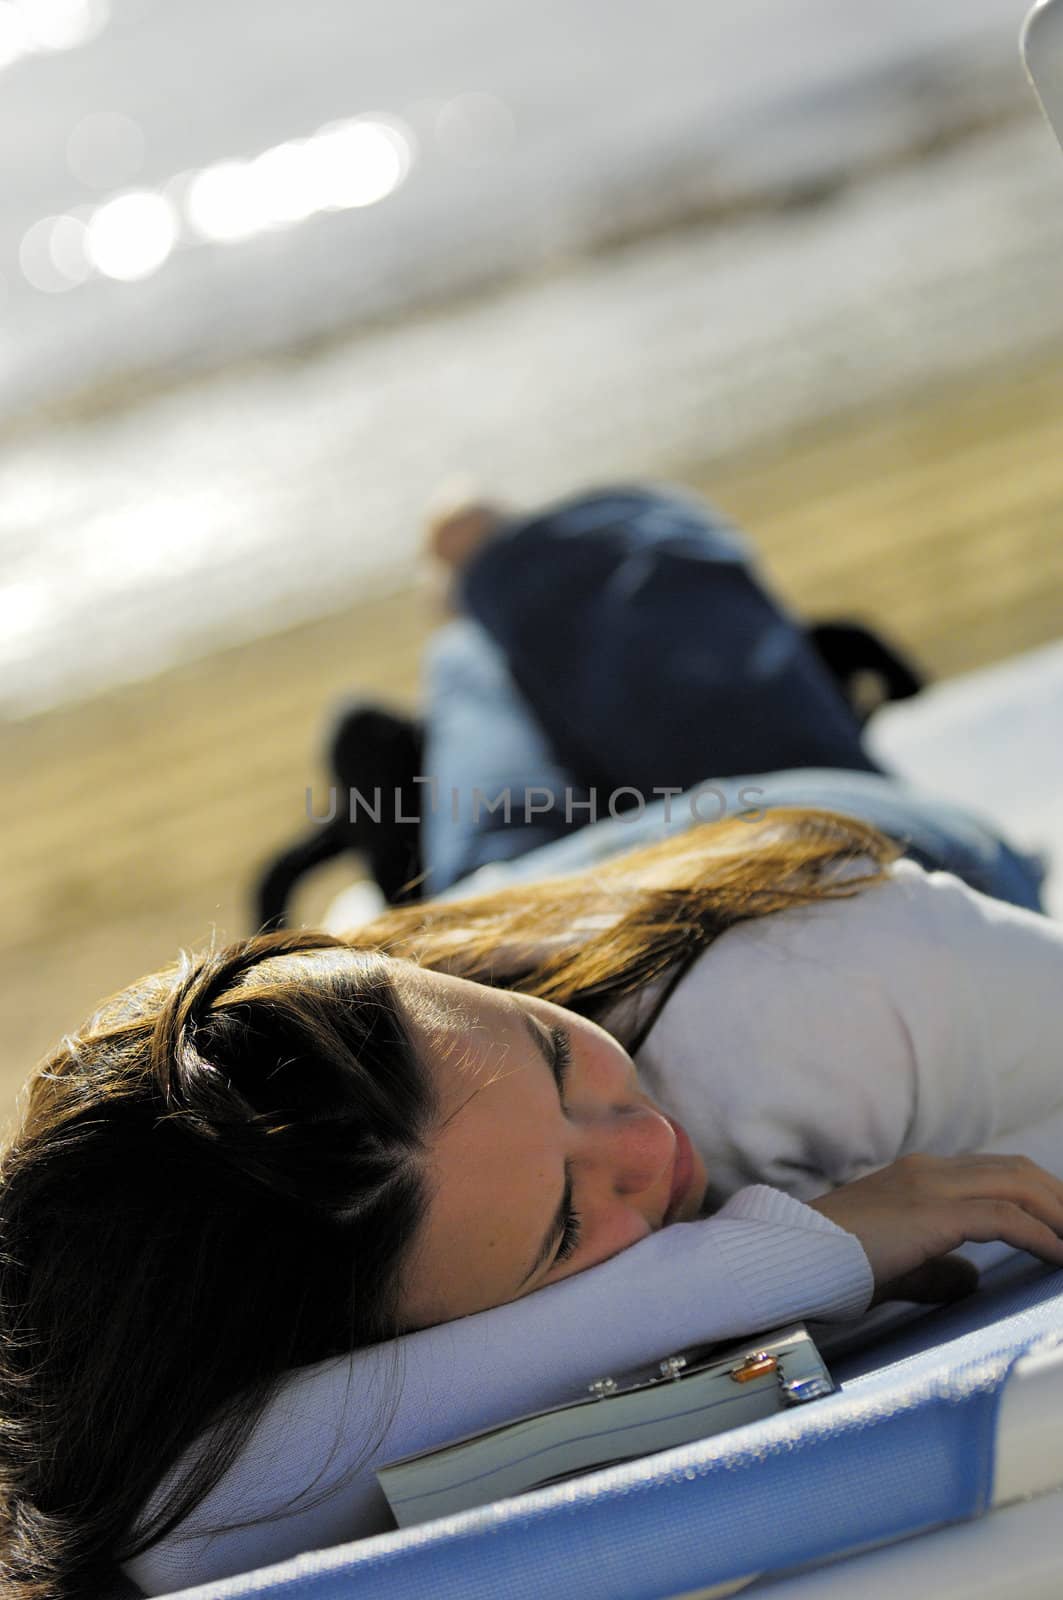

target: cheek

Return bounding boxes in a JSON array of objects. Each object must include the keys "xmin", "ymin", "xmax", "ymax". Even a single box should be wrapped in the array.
[{"xmin": 574, "ymin": 1200, "xmax": 652, "ymax": 1275}]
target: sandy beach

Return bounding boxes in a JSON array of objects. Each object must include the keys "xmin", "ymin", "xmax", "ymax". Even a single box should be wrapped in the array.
[{"xmin": 5, "ymin": 341, "xmax": 1063, "ymax": 1128}]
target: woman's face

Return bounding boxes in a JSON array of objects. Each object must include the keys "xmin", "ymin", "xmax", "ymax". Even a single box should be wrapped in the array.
[{"xmin": 392, "ymin": 964, "xmax": 709, "ymax": 1330}]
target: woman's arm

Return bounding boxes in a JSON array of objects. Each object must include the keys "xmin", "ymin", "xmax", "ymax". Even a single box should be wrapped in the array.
[
  {"xmin": 127, "ymin": 1150, "xmax": 1063, "ymax": 1594},
  {"xmin": 632, "ymin": 857, "xmax": 1063, "ymax": 1201},
  {"xmin": 811, "ymin": 859, "xmax": 1063, "ymax": 1155},
  {"xmin": 899, "ymin": 862, "xmax": 1063, "ymax": 1143}
]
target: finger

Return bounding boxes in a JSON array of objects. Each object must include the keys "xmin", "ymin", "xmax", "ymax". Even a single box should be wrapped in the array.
[
  {"xmin": 960, "ymin": 1200, "xmax": 1063, "ymax": 1266},
  {"xmin": 944, "ymin": 1154, "xmax": 1063, "ymax": 1208},
  {"xmin": 934, "ymin": 1158, "xmax": 1063, "ymax": 1237},
  {"xmin": 980, "ymin": 1173, "xmax": 1063, "ymax": 1240}
]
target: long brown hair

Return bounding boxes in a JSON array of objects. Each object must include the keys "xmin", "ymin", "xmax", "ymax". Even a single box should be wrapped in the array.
[
  {"xmin": 350, "ymin": 805, "xmax": 904, "ymax": 1037},
  {"xmin": 0, "ymin": 806, "xmax": 901, "ymax": 1596}
]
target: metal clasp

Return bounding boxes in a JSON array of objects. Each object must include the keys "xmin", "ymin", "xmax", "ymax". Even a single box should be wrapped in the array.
[
  {"xmin": 778, "ymin": 1375, "xmax": 834, "ymax": 1406},
  {"xmin": 729, "ymin": 1351, "xmax": 778, "ymax": 1384}
]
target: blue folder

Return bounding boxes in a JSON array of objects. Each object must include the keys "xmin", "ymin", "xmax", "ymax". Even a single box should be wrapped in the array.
[{"xmin": 150, "ymin": 1259, "xmax": 1063, "ymax": 1599}]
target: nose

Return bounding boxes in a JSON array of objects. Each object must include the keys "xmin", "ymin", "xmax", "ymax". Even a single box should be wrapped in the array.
[{"xmin": 576, "ymin": 1102, "xmax": 675, "ymax": 1199}]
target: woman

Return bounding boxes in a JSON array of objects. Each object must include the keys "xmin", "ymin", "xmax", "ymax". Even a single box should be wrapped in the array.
[{"xmin": 3, "ymin": 487, "xmax": 1062, "ymax": 1598}]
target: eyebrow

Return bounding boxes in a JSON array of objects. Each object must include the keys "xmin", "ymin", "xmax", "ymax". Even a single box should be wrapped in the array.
[{"xmin": 514, "ymin": 1007, "xmax": 573, "ymax": 1291}]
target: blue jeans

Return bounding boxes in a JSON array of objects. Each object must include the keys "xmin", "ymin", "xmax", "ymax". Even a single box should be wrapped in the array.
[{"xmin": 418, "ymin": 485, "xmax": 1046, "ymax": 913}]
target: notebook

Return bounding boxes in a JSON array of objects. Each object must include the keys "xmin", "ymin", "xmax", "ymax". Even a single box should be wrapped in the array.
[{"xmin": 377, "ymin": 1321, "xmax": 834, "ymax": 1527}]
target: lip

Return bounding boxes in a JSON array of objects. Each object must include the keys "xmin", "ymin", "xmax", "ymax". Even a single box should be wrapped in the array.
[{"xmin": 662, "ymin": 1114, "xmax": 697, "ymax": 1225}]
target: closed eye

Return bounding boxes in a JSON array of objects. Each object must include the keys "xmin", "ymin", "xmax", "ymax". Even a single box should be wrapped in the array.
[
  {"xmin": 544, "ymin": 1024, "xmax": 581, "ymax": 1262},
  {"xmin": 515, "ymin": 1008, "xmax": 583, "ymax": 1276},
  {"xmin": 548, "ymin": 1023, "xmax": 573, "ymax": 1097},
  {"xmin": 554, "ymin": 1199, "xmax": 582, "ymax": 1263},
  {"xmin": 518, "ymin": 1007, "xmax": 574, "ymax": 1101}
]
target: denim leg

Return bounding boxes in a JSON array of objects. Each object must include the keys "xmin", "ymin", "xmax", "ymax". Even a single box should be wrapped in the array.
[
  {"xmin": 428, "ymin": 484, "xmax": 1042, "ymax": 914},
  {"xmin": 419, "ymin": 618, "xmax": 592, "ymax": 895},
  {"xmin": 458, "ymin": 484, "xmax": 884, "ymax": 799},
  {"xmin": 437, "ymin": 766, "xmax": 1047, "ymax": 914}
]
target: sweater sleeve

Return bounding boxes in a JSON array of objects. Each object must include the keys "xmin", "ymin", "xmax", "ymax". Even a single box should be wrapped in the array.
[
  {"xmin": 123, "ymin": 1187, "xmax": 872, "ymax": 1595},
  {"xmin": 894, "ymin": 861, "xmax": 1063, "ymax": 1143},
  {"xmin": 631, "ymin": 858, "xmax": 1063, "ymax": 1202}
]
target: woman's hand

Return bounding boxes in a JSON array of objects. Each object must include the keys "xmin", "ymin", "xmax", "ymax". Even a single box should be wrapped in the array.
[{"xmin": 807, "ymin": 1152, "xmax": 1063, "ymax": 1305}]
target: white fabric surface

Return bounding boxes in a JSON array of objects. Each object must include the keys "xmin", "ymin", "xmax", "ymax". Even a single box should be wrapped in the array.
[
  {"xmin": 865, "ymin": 636, "xmax": 1063, "ymax": 918},
  {"xmin": 126, "ymin": 856, "xmax": 1063, "ymax": 1593}
]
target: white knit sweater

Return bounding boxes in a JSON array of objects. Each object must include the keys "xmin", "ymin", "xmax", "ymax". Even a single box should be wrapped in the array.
[{"xmin": 125, "ymin": 858, "xmax": 1063, "ymax": 1593}]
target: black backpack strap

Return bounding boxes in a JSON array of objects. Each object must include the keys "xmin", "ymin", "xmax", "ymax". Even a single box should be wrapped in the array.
[{"xmin": 807, "ymin": 619, "xmax": 926, "ymax": 728}]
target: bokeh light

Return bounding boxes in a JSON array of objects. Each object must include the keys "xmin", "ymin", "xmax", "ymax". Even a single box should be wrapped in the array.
[
  {"xmin": 22, "ymin": 113, "xmax": 415, "ymax": 292},
  {"xmin": 306, "ymin": 117, "xmax": 413, "ymax": 209},
  {"xmin": 0, "ymin": 3, "xmax": 29, "ymax": 69},
  {"xmin": 186, "ymin": 116, "xmax": 414, "ymax": 241},
  {"xmin": 247, "ymin": 139, "xmax": 320, "ymax": 228},
  {"xmin": 184, "ymin": 160, "xmax": 261, "ymax": 242},
  {"xmin": 19, "ymin": 215, "xmax": 76, "ymax": 292},
  {"xmin": 84, "ymin": 190, "xmax": 178, "ymax": 281},
  {"xmin": 0, "ymin": 0, "xmax": 108, "ymax": 70},
  {"xmin": 48, "ymin": 212, "xmax": 91, "ymax": 284},
  {"xmin": 21, "ymin": 0, "xmax": 108, "ymax": 50}
]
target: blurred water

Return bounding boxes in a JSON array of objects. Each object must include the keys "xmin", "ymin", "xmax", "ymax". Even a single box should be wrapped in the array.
[
  {"xmin": 0, "ymin": 0, "xmax": 1038, "ymax": 408},
  {"xmin": 1, "ymin": 0, "xmax": 1061, "ymax": 715}
]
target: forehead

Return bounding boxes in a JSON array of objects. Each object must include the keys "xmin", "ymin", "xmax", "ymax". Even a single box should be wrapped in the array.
[
  {"xmin": 394, "ymin": 964, "xmax": 528, "ymax": 1105},
  {"xmin": 390, "ymin": 966, "xmax": 561, "ymax": 1321}
]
